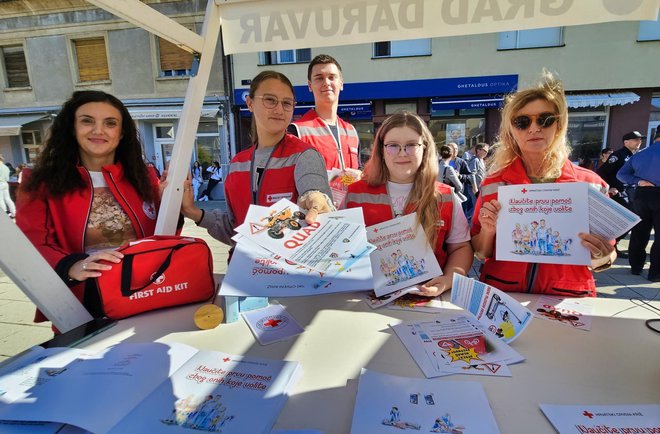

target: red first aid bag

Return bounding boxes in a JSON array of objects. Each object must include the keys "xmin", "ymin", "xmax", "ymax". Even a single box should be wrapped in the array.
[{"xmin": 96, "ymin": 236, "xmax": 215, "ymax": 320}]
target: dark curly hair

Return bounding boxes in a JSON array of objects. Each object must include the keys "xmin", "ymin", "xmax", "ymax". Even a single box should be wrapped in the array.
[{"xmin": 22, "ymin": 90, "xmax": 154, "ymax": 202}]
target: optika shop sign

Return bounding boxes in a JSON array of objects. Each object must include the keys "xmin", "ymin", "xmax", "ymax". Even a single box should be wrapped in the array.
[{"xmin": 219, "ymin": 0, "xmax": 659, "ymax": 54}]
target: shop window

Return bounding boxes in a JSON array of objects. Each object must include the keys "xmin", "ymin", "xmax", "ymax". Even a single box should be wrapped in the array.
[
  {"xmin": 498, "ymin": 28, "xmax": 564, "ymax": 50},
  {"xmin": 73, "ymin": 38, "xmax": 110, "ymax": 82},
  {"xmin": 258, "ymin": 49, "xmax": 311, "ymax": 65},
  {"xmin": 385, "ymin": 102, "xmax": 417, "ymax": 114},
  {"xmin": 2, "ymin": 45, "xmax": 30, "ymax": 88},
  {"xmin": 158, "ymin": 37, "xmax": 194, "ymax": 77},
  {"xmin": 373, "ymin": 39, "xmax": 431, "ymax": 58},
  {"xmin": 21, "ymin": 130, "xmax": 42, "ymax": 163},
  {"xmin": 352, "ymin": 121, "xmax": 375, "ymax": 166},
  {"xmin": 566, "ymin": 111, "xmax": 607, "ymax": 167},
  {"xmin": 638, "ymin": 10, "xmax": 660, "ymax": 41},
  {"xmin": 428, "ymin": 117, "xmax": 486, "ymax": 153}
]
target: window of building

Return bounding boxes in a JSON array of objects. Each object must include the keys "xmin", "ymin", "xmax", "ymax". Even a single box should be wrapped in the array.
[
  {"xmin": 195, "ymin": 121, "xmax": 221, "ymax": 178},
  {"xmin": 385, "ymin": 102, "xmax": 417, "ymax": 114},
  {"xmin": 566, "ymin": 110, "xmax": 607, "ymax": 166},
  {"xmin": 21, "ymin": 130, "xmax": 42, "ymax": 163},
  {"xmin": 158, "ymin": 37, "xmax": 194, "ymax": 77},
  {"xmin": 258, "ymin": 49, "xmax": 311, "ymax": 65},
  {"xmin": 73, "ymin": 37, "xmax": 110, "ymax": 82},
  {"xmin": 638, "ymin": 10, "xmax": 660, "ymax": 41},
  {"xmin": 2, "ymin": 45, "xmax": 30, "ymax": 88},
  {"xmin": 498, "ymin": 28, "xmax": 564, "ymax": 50},
  {"xmin": 429, "ymin": 115, "xmax": 486, "ymax": 154},
  {"xmin": 373, "ymin": 39, "xmax": 431, "ymax": 58}
]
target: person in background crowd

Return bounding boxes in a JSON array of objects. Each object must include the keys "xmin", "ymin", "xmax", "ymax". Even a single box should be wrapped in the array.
[
  {"xmin": 290, "ymin": 54, "xmax": 360, "ymax": 172},
  {"xmin": 466, "ymin": 143, "xmax": 489, "ymax": 224},
  {"xmin": 198, "ymin": 161, "xmax": 222, "ymax": 202},
  {"xmin": 345, "ymin": 111, "xmax": 473, "ymax": 297},
  {"xmin": 15, "ymin": 163, "xmax": 27, "ymax": 184},
  {"xmin": 16, "ymin": 90, "xmax": 164, "ymax": 324},
  {"xmin": 0, "ymin": 154, "xmax": 16, "ymax": 219},
  {"xmin": 597, "ymin": 131, "xmax": 645, "ymax": 258},
  {"xmin": 438, "ymin": 145, "xmax": 464, "ymax": 202},
  {"xmin": 471, "ymin": 71, "xmax": 615, "ymax": 297},
  {"xmin": 191, "ymin": 160, "xmax": 203, "ymax": 200},
  {"xmin": 592, "ymin": 147, "xmax": 613, "ymax": 172},
  {"xmin": 181, "ymin": 70, "xmax": 333, "ymax": 246},
  {"xmin": 617, "ymin": 129, "xmax": 660, "ymax": 282},
  {"xmin": 447, "ymin": 142, "xmax": 476, "ymax": 217}
]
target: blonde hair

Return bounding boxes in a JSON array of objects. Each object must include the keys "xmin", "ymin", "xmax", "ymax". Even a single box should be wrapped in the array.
[
  {"xmin": 489, "ymin": 70, "xmax": 570, "ymax": 179},
  {"xmin": 362, "ymin": 111, "xmax": 441, "ymax": 247}
]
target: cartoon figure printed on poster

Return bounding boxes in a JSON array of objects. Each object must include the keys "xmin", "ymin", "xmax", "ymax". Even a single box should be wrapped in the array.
[
  {"xmin": 510, "ymin": 218, "xmax": 572, "ymax": 256},
  {"xmin": 430, "ymin": 412, "xmax": 465, "ymax": 433},
  {"xmin": 381, "ymin": 249, "xmax": 428, "ymax": 286},
  {"xmin": 161, "ymin": 393, "xmax": 234, "ymax": 432},
  {"xmin": 485, "ymin": 294, "xmax": 524, "ymax": 339},
  {"xmin": 250, "ymin": 206, "xmax": 306, "ymax": 239},
  {"xmin": 382, "ymin": 406, "xmax": 421, "ymax": 430}
]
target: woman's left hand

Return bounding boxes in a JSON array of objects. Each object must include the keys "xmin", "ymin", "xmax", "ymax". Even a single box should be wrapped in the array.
[
  {"xmin": 414, "ymin": 275, "xmax": 452, "ymax": 298},
  {"xmin": 158, "ymin": 169, "xmax": 168, "ymax": 199},
  {"xmin": 298, "ymin": 191, "xmax": 333, "ymax": 224},
  {"xmin": 578, "ymin": 232, "xmax": 615, "ymax": 264}
]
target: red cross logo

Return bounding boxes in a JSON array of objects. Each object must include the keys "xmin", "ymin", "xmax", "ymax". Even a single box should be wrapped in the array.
[
  {"xmin": 263, "ymin": 318, "xmax": 282, "ymax": 328},
  {"xmin": 222, "ymin": 357, "xmax": 231, "ymax": 362},
  {"xmin": 582, "ymin": 411, "xmax": 594, "ymax": 419},
  {"xmin": 521, "ymin": 188, "xmax": 528, "ymax": 194}
]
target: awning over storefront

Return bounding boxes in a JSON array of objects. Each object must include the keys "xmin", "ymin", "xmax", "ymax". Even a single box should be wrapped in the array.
[
  {"xmin": 127, "ymin": 105, "xmax": 219, "ymax": 120},
  {"xmin": 431, "ymin": 96, "xmax": 504, "ymax": 111},
  {"xmin": 0, "ymin": 114, "xmax": 49, "ymax": 136},
  {"xmin": 566, "ymin": 92, "xmax": 640, "ymax": 108}
]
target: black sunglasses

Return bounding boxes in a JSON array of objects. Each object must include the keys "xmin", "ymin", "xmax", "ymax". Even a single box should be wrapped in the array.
[{"xmin": 512, "ymin": 113, "xmax": 558, "ymax": 130}]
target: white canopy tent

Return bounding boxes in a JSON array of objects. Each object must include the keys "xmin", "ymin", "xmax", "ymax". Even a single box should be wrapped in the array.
[{"xmin": 0, "ymin": 0, "xmax": 658, "ymax": 332}]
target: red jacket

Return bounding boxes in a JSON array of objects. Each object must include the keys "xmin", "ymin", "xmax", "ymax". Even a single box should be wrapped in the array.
[
  {"xmin": 346, "ymin": 181, "xmax": 454, "ymax": 268},
  {"xmin": 16, "ymin": 163, "xmax": 160, "ymax": 322},
  {"xmin": 224, "ymin": 134, "xmax": 315, "ymax": 227},
  {"xmin": 472, "ymin": 158, "xmax": 609, "ymax": 297},
  {"xmin": 291, "ymin": 109, "xmax": 360, "ymax": 170}
]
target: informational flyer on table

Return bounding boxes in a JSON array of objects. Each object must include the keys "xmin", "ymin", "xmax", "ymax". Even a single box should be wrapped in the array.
[
  {"xmin": 532, "ymin": 295, "xmax": 593, "ymax": 331},
  {"xmin": 234, "ymin": 199, "xmax": 373, "ymax": 275},
  {"xmin": 350, "ymin": 369, "xmax": 501, "ymax": 434},
  {"xmin": 496, "ymin": 182, "xmax": 591, "ymax": 266},
  {"xmin": 451, "ymin": 274, "xmax": 533, "ymax": 343},
  {"xmin": 367, "ymin": 213, "xmax": 442, "ymax": 297},
  {"xmin": 540, "ymin": 404, "xmax": 660, "ymax": 434}
]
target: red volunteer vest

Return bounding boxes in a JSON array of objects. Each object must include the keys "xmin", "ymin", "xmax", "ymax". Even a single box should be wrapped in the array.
[
  {"xmin": 346, "ymin": 180, "xmax": 454, "ymax": 268},
  {"xmin": 292, "ymin": 109, "xmax": 360, "ymax": 170},
  {"xmin": 472, "ymin": 158, "xmax": 609, "ymax": 297}
]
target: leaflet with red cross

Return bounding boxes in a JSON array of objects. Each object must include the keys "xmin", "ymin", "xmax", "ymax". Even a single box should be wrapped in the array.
[{"xmin": 242, "ymin": 304, "xmax": 304, "ymax": 345}]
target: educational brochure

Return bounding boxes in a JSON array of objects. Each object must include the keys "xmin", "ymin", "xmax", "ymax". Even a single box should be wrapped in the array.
[
  {"xmin": 0, "ymin": 342, "xmax": 301, "ymax": 434},
  {"xmin": 451, "ymin": 274, "xmax": 533, "ymax": 343},
  {"xmin": 587, "ymin": 185, "xmax": 641, "ymax": 241},
  {"xmin": 391, "ymin": 314, "xmax": 525, "ymax": 378},
  {"xmin": 221, "ymin": 208, "xmax": 373, "ymax": 297},
  {"xmin": 496, "ymin": 183, "xmax": 591, "ymax": 266},
  {"xmin": 364, "ymin": 287, "xmax": 419, "ymax": 309},
  {"xmin": 367, "ymin": 213, "xmax": 442, "ymax": 297},
  {"xmin": 532, "ymin": 295, "xmax": 593, "ymax": 331},
  {"xmin": 386, "ymin": 293, "xmax": 447, "ymax": 313},
  {"xmin": 539, "ymin": 404, "xmax": 660, "ymax": 434},
  {"xmin": 350, "ymin": 369, "xmax": 501, "ymax": 434},
  {"xmin": 242, "ymin": 304, "xmax": 304, "ymax": 345},
  {"xmin": 233, "ymin": 199, "xmax": 373, "ymax": 276}
]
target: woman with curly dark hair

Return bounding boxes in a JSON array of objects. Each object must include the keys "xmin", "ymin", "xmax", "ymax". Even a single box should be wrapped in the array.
[{"xmin": 17, "ymin": 90, "xmax": 161, "ymax": 322}]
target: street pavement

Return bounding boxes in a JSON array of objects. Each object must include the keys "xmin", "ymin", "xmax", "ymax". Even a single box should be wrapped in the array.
[{"xmin": 1, "ymin": 201, "xmax": 658, "ymax": 362}]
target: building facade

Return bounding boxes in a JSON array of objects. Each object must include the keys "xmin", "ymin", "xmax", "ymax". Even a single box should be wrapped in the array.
[
  {"xmin": 230, "ymin": 16, "xmax": 660, "ymax": 164},
  {"xmin": 0, "ymin": 0, "xmax": 229, "ymax": 176}
]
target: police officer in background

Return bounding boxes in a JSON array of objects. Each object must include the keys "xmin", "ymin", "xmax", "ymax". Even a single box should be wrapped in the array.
[{"xmin": 597, "ymin": 130, "xmax": 645, "ymax": 257}]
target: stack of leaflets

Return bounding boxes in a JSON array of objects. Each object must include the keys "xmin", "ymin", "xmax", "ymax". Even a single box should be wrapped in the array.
[
  {"xmin": 350, "ymin": 369, "xmax": 501, "ymax": 434},
  {"xmin": 0, "ymin": 342, "xmax": 301, "ymax": 434},
  {"xmin": 221, "ymin": 200, "xmax": 375, "ymax": 297}
]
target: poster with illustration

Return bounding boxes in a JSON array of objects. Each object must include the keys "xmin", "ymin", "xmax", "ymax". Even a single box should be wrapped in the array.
[
  {"xmin": 350, "ymin": 369, "xmax": 501, "ymax": 434},
  {"xmin": 446, "ymin": 123, "xmax": 466, "ymax": 148},
  {"xmin": 496, "ymin": 183, "xmax": 591, "ymax": 266}
]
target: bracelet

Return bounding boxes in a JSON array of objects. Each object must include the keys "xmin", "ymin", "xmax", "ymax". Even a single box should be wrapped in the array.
[
  {"xmin": 592, "ymin": 258, "xmax": 612, "ymax": 272},
  {"xmin": 195, "ymin": 209, "xmax": 205, "ymax": 225}
]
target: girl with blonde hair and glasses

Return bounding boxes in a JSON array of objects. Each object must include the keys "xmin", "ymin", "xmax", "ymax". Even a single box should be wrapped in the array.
[
  {"xmin": 471, "ymin": 71, "xmax": 615, "ymax": 297},
  {"xmin": 345, "ymin": 111, "xmax": 473, "ymax": 297}
]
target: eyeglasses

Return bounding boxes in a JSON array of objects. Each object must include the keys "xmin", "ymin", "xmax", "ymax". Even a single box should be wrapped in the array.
[
  {"xmin": 253, "ymin": 94, "xmax": 295, "ymax": 112},
  {"xmin": 512, "ymin": 112, "xmax": 558, "ymax": 130},
  {"xmin": 383, "ymin": 143, "xmax": 424, "ymax": 156}
]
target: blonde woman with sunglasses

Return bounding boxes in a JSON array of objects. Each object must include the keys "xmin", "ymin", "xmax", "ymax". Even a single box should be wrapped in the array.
[
  {"xmin": 471, "ymin": 71, "xmax": 615, "ymax": 297},
  {"xmin": 345, "ymin": 111, "xmax": 473, "ymax": 297}
]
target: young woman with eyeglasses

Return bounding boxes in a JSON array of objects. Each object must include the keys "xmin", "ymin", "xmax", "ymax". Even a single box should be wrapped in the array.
[
  {"xmin": 345, "ymin": 111, "xmax": 473, "ymax": 297},
  {"xmin": 471, "ymin": 71, "xmax": 615, "ymax": 297},
  {"xmin": 181, "ymin": 71, "xmax": 333, "ymax": 245}
]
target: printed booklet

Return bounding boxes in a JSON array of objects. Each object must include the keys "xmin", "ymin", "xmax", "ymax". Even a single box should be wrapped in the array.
[
  {"xmin": 350, "ymin": 369, "xmax": 501, "ymax": 434},
  {"xmin": 367, "ymin": 213, "xmax": 442, "ymax": 297},
  {"xmin": 0, "ymin": 342, "xmax": 301, "ymax": 434},
  {"xmin": 540, "ymin": 404, "xmax": 660, "ymax": 434},
  {"xmin": 242, "ymin": 304, "xmax": 304, "ymax": 345},
  {"xmin": 496, "ymin": 183, "xmax": 591, "ymax": 266}
]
